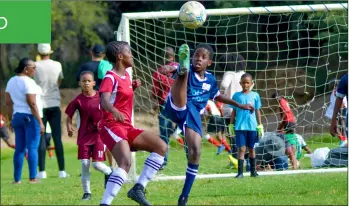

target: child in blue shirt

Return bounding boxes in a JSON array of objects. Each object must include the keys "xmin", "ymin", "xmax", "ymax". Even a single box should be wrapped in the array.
[
  {"xmin": 165, "ymin": 43, "xmax": 254, "ymax": 205},
  {"xmin": 228, "ymin": 73, "xmax": 263, "ymax": 178}
]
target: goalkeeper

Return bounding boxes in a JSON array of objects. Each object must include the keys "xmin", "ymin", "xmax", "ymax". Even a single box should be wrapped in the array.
[{"xmin": 228, "ymin": 73, "xmax": 263, "ymax": 178}]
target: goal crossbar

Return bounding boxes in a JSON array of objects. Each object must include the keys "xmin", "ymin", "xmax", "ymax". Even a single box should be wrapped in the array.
[{"xmin": 119, "ymin": 3, "xmax": 347, "ymax": 20}]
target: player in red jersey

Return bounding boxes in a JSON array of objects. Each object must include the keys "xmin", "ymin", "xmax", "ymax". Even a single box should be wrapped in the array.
[
  {"xmin": 99, "ymin": 41, "xmax": 167, "ymax": 206},
  {"xmin": 65, "ymin": 71, "xmax": 112, "ymax": 201}
]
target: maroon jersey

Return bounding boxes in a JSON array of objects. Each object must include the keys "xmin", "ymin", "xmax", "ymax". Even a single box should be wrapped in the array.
[
  {"xmin": 151, "ymin": 62, "xmax": 178, "ymax": 105},
  {"xmin": 65, "ymin": 92, "xmax": 102, "ymax": 145},
  {"xmin": 99, "ymin": 70, "xmax": 134, "ymax": 124}
]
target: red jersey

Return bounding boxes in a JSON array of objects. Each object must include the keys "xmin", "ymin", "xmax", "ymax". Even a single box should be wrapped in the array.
[
  {"xmin": 65, "ymin": 92, "xmax": 102, "ymax": 145},
  {"xmin": 99, "ymin": 70, "xmax": 134, "ymax": 124},
  {"xmin": 279, "ymin": 98, "xmax": 295, "ymax": 123},
  {"xmin": 151, "ymin": 62, "xmax": 178, "ymax": 105},
  {"xmin": 0, "ymin": 114, "xmax": 5, "ymax": 128}
]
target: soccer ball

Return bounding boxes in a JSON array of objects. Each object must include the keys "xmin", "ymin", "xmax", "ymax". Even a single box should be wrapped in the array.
[{"xmin": 179, "ymin": 1, "xmax": 207, "ymax": 29}]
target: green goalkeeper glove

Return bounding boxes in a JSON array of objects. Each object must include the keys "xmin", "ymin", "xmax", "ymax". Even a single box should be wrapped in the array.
[
  {"xmin": 257, "ymin": 124, "xmax": 264, "ymax": 138},
  {"xmin": 228, "ymin": 124, "xmax": 235, "ymax": 136}
]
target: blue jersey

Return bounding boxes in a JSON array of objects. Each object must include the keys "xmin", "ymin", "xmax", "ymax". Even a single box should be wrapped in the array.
[
  {"xmin": 231, "ymin": 91, "xmax": 261, "ymax": 131},
  {"xmin": 337, "ymin": 73, "xmax": 348, "ymax": 102},
  {"xmin": 187, "ymin": 67, "xmax": 220, "ymax": 114}
]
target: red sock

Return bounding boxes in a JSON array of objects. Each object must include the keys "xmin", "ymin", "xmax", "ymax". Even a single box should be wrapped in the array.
[
  {"xmin": 221, "ymin": 139, "xmax": 231, "ymax": 152},
  {"xmin": 177, "ymin": 138, "xmax": 184, "ymax": 147},
  {"xmin": 339, "ymin": 135, "xmax": 347, "ymax": 142},
  {"xmin": 25, "ymin": 152, "xmax": 28, "ymax": 160},
  {"xmin": 208, "ymin": 137, "xmax": 221, "ymax": 147},
  {"xmin": 48, "ymin": 150, "xmax": 54, "ymax": 158}
]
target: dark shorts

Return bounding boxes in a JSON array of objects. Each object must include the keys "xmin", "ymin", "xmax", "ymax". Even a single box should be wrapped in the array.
[
  {"xmin": 207, "ymin": 116, "xmax": 225, "ymax": 133},
  {"xmin": 78, "ymin": 141, "xmax": 106, "ymax": 161},
  {"xmin": 0, "ymin": 126, "xmax": 9, "ymax": 141},
  {"xmin": 284, "ymin": 122, "xmax": 296, "ymax": 134},
  {"xmin": 235, "ymin": 130, "xmax": 258, "ymax": 148}
]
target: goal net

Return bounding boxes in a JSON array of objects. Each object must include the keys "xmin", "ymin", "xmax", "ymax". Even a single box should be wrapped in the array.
[{"xmin": 116, "ymin": 3, "xmax": 348, "ymax": 181}]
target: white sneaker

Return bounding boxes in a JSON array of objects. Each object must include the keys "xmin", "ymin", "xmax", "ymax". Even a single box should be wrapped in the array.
[
  {"xmin": 36, "ymin": 171, "xmax": 47, "ymax": 179},
  {"xmin": 58, "ymin": 171, "xmax": 70, "ymax": 178}
]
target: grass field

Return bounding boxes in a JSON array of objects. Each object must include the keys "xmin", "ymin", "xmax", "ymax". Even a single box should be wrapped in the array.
[{"xmin": 1, "ymin": 135, "xmax": 348, "ymax": 205}]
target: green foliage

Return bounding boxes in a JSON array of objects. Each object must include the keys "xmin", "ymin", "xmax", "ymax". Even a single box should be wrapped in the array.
[{"xmin": 51, "ymin": 1, "xmax": 108, "ymax": 49}]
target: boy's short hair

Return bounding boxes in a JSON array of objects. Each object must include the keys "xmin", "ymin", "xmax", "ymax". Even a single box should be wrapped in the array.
[
  {"xmin": 194, "ymin": 43, "xmax": 214, "ymax": 60},
  {"xmin": 271, "ymin": 92, "xmax": 279, "ymax": 99},
  {"xmin": 164, "ymin": 47, "xmax": 175, "ymax": 59},
  {"xmin": 217, "ymin": 53, "xmax": 246, "ymax": 72},
  {"xmin": 241, "ymin": 72, "xmax": 253, "ymax": 80},
  {"xmin": 80, "ymin": 70, "xmax": 94, "ymax": 80}
]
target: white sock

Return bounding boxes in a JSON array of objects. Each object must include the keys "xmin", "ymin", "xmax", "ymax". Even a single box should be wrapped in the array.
[
  {"xmin": 137, "ymin": 152, "xmax": 164, "ymax": 188},
  {"xmin": 101, "ymin": 167, "xmax": 127, "ymax": 205},
  {"xmin": 81, "ymin": 159, "xmax": 91, "ymax": 194},
  {"xmin": 92, "ymin": 162, "xmax": 112, "ymax": 175}
]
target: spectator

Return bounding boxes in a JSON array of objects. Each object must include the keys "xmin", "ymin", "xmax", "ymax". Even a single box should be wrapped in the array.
[
  {"xmin": 255, "ymin": 132, "xmax": 289, "ymax": 171},
  {"xmin": 271, "ymin": 92, "xmax": 298, "ymax": 169},
  {"xmin": 34, "ymin": 43, "xmax": 68, "ymax": 178},
  {"xmin": 5, "ymin": 58, "xmax": 45, "ymax": 183},
  {"xmin": 331, "ymin": 73, "xmax": 348, "ymax": 143},
  {"xmin": 151, "ymin": 47, "xmax": 183, "ymax": 170},
  {"xmin": 325, "ymin": 81, "xmax": 348, "ymax": 144},
  {"xmin": 217, "ymin": 53, "xmax": 254, "ymax": 162},
  {"xmin": 76, "ymin": 44, "xmax": 106, "ymax": 90},
  {"xmin": 0, "ymin": 113, "xmax": 15, "ymax": 149}
]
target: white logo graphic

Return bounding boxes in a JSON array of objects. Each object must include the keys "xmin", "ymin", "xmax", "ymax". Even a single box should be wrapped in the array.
[
  {"xmin": 0, "ymin": 17, "xmax": 8, "ymax": 30},
  {"xmin": 202, "ymin": 83, "xmax": 211, "ymax": 91}
]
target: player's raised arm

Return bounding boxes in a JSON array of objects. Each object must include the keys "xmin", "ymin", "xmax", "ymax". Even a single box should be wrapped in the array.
[{"xmin": 215, "ymin": 94, "xmax": 254, "ymax": 112}]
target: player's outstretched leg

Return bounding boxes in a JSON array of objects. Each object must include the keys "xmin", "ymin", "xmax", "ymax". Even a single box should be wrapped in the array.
[
  {"xmin": 171, "ymin": 44, "xmax": 190, "ymax": 108},
  {"xmin": 178, "ymin": 127, "xmax": 202, "ymax": 206},
  {"xmin": 81, "ymin": 159, "xmax": 92, "ymax": 200},
  {"xmin": 100, "ymin": 141, "xmax": 131, "ymax": 206},
  {"xmin": 128, "ymin": 131, "xmax": 167, "ymax": 206}
]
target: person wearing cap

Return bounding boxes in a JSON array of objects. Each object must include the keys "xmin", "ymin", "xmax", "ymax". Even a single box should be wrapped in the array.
[
  {"xmin": 34, "ymin": 43, "xmax": 69, "ymax": 179},
  {"xmin": 255, "ymin": 132, "xmax": 289, "ymax": 171},
  {"xmin": 76, "ymin": 44, "xmax": 106, "ymax": 90}
]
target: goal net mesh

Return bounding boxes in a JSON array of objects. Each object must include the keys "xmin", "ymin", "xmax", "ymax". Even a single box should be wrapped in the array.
[{"xmin": 120, "ymin": 5, "xmax": 348, "ymax": 176}]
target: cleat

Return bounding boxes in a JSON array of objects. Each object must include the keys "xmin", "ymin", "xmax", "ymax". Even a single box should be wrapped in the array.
[
  {"xmin": 216, "ymin": 144, "xmax": 225, "ymax": 155},
  {"xmin": 159, "ymin": 164, "xmax": 166, "ymax": 171},
  {"xmin": 235, "ymin": 173, "xmax": 244, "ymax": 179},
  {"xmin": 250, "ymin": 171, "xmax": 259, "ymax": 177},
  {"xmin": 127, "ymin": 183, "xmax": 151, "ymax": 206},
  {"xmin": 178, "ymin": 195, "xmax": 188, "ymax": 206},
  {"xmin": 228, "ymin": 155, "xmax": 238, "ymax": 168},
  {"xmin": 178, "ymin": 44, "xmax": 190, "ymax": 75},
  {"xmin": 29, "ymin": 178, "xmax": 40, "ymax": 184},
  {"xmin": 82, "ymin": 193, "xmax": 91, "ymax": 200}
]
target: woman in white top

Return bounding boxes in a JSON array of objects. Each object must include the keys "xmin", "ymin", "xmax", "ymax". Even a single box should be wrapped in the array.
[{"xmin": 5, "ymin": 58, "xmax": 45, "ymax": 184}]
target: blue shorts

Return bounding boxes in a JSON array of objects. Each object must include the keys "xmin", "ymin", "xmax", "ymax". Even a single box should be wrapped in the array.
[
  {"xmin": 235, "ymin": 130, "xmax": 257, "ymax": 148},
  {"xmin": 164, "ymin": 94, "xmax": 203, "ymax": 137}
]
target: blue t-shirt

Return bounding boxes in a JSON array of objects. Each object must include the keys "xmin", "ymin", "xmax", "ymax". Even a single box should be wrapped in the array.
[
  {"xmin": 337, "ymin": 73, "xmax": 348, "ymax": 102},
  {"xmin": 231, "ymin": 91, "xmax": 262, "ymax": 131},
  {"xmin": 187, "ymin": 66, "xmax": 220, "ymax": 114}
]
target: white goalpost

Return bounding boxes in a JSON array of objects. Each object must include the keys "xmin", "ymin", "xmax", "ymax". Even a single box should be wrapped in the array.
[{"xmin": 116, "ymin": 3, "xmax": 348, "ymax": 182}]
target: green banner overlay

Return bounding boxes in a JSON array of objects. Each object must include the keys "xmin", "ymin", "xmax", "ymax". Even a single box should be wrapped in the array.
[{"xmin": 0, "ymin": 0, "xmax": 51, "ymax": 43}]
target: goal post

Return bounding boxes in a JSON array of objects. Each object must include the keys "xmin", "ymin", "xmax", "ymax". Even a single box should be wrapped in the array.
[{"xmin": 116, "ymin": 3, "xmax": 348, "ymax": 182}]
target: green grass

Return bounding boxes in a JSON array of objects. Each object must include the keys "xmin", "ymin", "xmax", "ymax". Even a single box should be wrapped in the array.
[{"xmin": 1, "ymin": 135, "xmax": 348, "ymax": 205}]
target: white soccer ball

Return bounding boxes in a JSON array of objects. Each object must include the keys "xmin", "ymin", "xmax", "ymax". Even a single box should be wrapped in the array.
[{"xmin": 179, "ymin": 1, "xmax": 207, "ymax": 29}]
